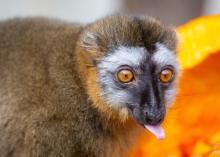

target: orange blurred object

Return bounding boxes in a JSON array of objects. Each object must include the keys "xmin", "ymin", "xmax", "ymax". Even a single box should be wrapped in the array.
[{"xmin": 129, "ymin": 14, "xmax": 220, "ymax": 157}]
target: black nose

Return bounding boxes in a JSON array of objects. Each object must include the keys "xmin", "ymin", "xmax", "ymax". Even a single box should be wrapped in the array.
[
  {"xmin": 128, "ymin": 104, "xmax": 166, "ymax": 127},
  {"xmin": 145, "ymin": 108, "xmax": 165, "ymax": 125},
  {"xmin": 145, "ymin": 114, "xmax": 164, "ymax": 125}
]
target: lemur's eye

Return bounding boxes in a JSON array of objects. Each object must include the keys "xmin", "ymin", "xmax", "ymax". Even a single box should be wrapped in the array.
[
  {"xmin": 117, "ymin": 69, "xmax": 134, "ymax": 83},
  {"xmin": 159, "ymin": 68, "xmax": 174, "ymax": 83}
]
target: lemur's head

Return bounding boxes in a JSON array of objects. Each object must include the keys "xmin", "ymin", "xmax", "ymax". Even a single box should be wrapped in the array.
[{"xmin": 77, "ymin": 15, "xmax": 179, "ymax": 139}]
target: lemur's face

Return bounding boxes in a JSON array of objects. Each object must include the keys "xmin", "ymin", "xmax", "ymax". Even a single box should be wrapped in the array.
[
  {"xmin": 98, "ymin": 44, "xmax": 179, "ymax": 139},
  {"xmin": 79, "ymin": 15, "xmax": 179, "ymax": 139}
]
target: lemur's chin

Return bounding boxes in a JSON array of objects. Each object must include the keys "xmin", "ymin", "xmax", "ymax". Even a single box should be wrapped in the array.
[{"xmin": 144, "ymin": 124, "xmax": 165, "ymax": 140}]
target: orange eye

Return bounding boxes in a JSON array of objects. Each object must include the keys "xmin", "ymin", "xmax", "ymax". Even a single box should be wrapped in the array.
[
  {"xmin": 159, "ymin": 69, "xmax": 174, "ymax": 83},
  {"xmin": 117, "ymin": 69, "xmax": 134, "ymax": 83}
]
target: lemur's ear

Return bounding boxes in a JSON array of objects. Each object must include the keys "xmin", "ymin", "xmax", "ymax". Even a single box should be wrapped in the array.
[
  {"xmin": 82, "ymin": 31, "xmax": 108, "ymax": 53},
  {"xmin": 79, "ymin": 31, "xmax": 104, "ymax": 67},
  {"xmin": 82, "ymin": 31, "xmax": 100, "ymax": 52}
]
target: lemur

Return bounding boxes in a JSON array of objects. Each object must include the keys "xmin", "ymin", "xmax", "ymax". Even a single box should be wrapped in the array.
[{"xmin": 0, "ymin": 15, "xmax": 179, "ymax": 157}]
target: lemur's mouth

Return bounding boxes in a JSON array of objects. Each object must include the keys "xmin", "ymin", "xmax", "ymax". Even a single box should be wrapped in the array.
[
  {"xmin": 127, "ymin": 104, "xmax": 166, "ymax": 140},
  {"xmin": 144, "ymin": 124, "xmax": 165, "ymax": 140}
]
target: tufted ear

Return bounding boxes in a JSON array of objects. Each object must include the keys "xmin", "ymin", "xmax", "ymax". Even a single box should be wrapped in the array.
[
  {"xmin": 82, "ymin": 31, "xmax": 100, "ymax": 53},
  {"xmin": 78, "ymin": 31, "xmax": 104, "ymax": 67}
]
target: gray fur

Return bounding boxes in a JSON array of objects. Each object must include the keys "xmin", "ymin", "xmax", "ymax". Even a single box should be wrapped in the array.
[{"xmin": 98, "ymin": 44, "xmax": 179, "ymax": 109}]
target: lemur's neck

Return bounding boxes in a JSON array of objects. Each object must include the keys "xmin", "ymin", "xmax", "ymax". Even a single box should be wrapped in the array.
[
  {"xmin": 74, "ymin": 81, "xmax": 142, "ymax": 157},
  {"xmin": 81, "ymin": 99, "xmax": 142, "ymax": 157}
]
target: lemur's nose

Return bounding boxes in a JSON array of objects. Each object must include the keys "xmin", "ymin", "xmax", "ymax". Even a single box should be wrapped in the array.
[
  {"xmin": 145, "ymin": 114, "xmax": 164, "ymax": 125},
  {"xmin": 144, "ymin": 106, "xmax": 165, "ymax": 125}
]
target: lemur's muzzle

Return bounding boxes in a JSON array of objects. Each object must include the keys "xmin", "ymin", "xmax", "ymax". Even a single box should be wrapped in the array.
[{"xmin": 128, "ymin": 104, "xmax": 166, "ymax": 140}]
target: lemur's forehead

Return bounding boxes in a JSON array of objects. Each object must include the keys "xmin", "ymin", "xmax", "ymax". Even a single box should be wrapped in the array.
[
  {"xmin": 99, "ymin": 46, "xmax": 148, "ymax": 70},
  {"xmin": 152, "ymin": 43, "xmax": 179, "ymax": 68},
  {"xmin": 98, "ymin": 43, "xmax": 178, "ymax": 71}
]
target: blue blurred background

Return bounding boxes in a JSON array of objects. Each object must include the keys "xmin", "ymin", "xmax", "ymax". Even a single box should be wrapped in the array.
[{"xmin": 0, "ymin": 0, "xmax": 220, "ymax": 25}]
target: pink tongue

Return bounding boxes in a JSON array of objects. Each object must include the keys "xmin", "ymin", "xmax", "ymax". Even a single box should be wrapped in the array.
[{"xmin": 144, "ymin": 125, "xmax": 165, "ymax": 140}]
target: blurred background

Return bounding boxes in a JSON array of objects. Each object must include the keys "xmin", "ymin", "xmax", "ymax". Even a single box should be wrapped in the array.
[{"xmin": 0, "ymin": 0, "xmax": 220, "ymax": 26}]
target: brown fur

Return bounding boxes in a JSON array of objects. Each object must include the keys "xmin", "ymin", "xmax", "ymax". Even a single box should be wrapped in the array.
[{"xmin": 0, "ymin": 15, "xmax": 176, "ymax": 157}]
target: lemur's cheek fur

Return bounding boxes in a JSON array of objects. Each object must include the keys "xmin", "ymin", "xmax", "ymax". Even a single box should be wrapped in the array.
[
  {"xmin": 76, "ymin": 40, "xmax": 129, "ymax": 122},
  {"xmin": 86, "ymin": 67, "xmax": 129, "ymax": 122}
]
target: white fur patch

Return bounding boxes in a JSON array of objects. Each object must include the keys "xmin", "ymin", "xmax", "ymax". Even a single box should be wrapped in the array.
[
  {"xmin": 152, "ymin": 43, "xmax": 179, "ymax": 71},
  {"xmin": 98, "ymin": 46, "xmax": 147, "ymax": 72},
  {"xmin": 164, "ymin": 88, "xmax": 177, "ymax": 106}
]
